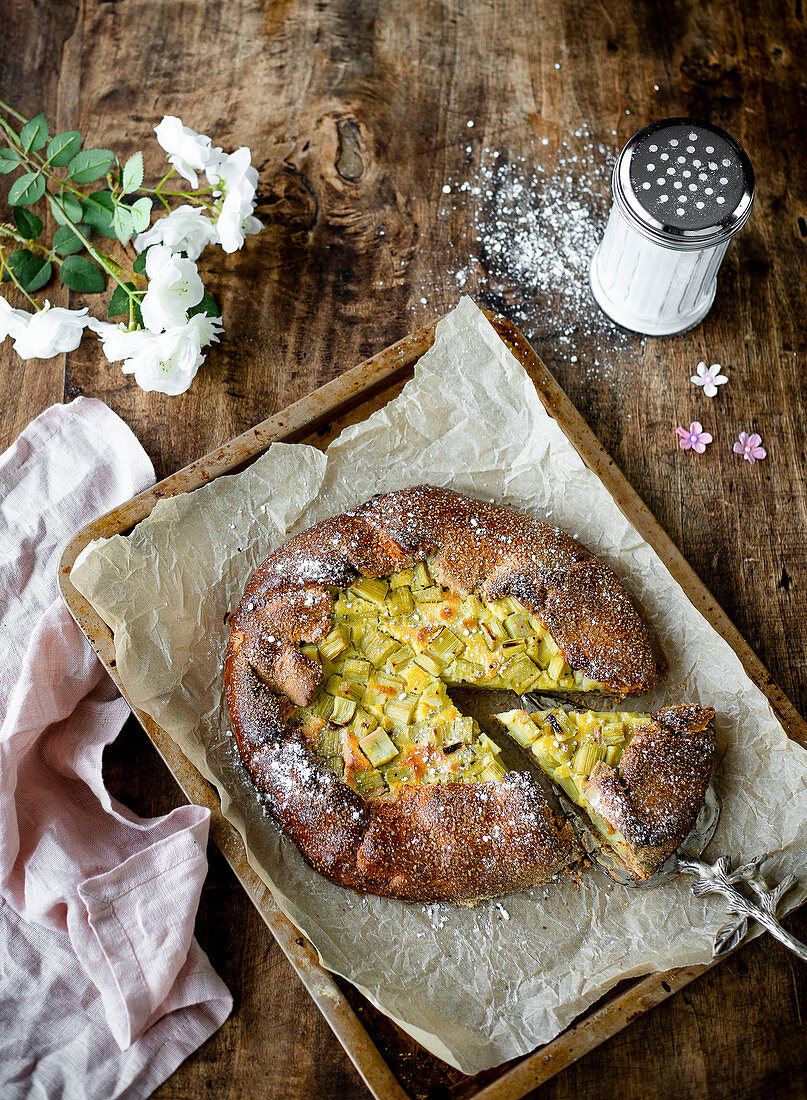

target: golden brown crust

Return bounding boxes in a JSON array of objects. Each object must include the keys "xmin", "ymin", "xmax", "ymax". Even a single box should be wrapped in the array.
[
  {"xmin": 225, "ymin": 485, "xmax": 660, "ymax": 902},
  {"xmin": 583, "ymin": 705, "xmax": 716, "ymax": 879},
  {"xmin": 354, "ymin": 777, "xmax": 581, "ymax": 901},
  {"xmin": 226, "ymin": 646, "xmax": 581, "ymax": 901}
]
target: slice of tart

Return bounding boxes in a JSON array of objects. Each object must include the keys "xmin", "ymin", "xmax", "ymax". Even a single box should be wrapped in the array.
[{"xmin": 496, "ymin": 705, "xmax": 716, "ymax": 879}]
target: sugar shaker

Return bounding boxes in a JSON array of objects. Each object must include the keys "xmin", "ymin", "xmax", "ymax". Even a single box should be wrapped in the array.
[{"xmin": 590, "ymin": 118, "xmax": 754, "ymax": 336}]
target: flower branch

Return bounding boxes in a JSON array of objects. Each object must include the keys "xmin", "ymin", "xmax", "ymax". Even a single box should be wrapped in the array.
[{"xmin": 0, "ymin": 103, "xmax": 263, "ymax": 393}]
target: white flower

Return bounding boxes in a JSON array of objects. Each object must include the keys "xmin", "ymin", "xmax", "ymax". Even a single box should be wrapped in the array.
[
  {"xmin": 0, "ymin": 297, "xmax": 30, "ymax": 342},
  {"xmin": 12, "ymin": 301, "xmax": 89, "ymax": 360},
  {"xmin": 88, "ymin": 318, "xmax": 153, "ymax": 362},
  {"xmin": 207, "ymin": 147, "xmax": 262, "ymax": 253},
  {"xmin": 134, "ymin": 205, "xmax": 218, "ymax": 261},
  {"xmin": 93, "ymin": 313, "xmax": 223, "ymax": 396},
  {"xmin": 691, "ymin": 361, "xmax": 728, "ymax": 398},
  {"xmin": 140, "ymin": 244, "xmax": 204, "ymax": 332},
  {"xmin": 154, "ymin": 116, "xmax": 222, "ymax": 189}
]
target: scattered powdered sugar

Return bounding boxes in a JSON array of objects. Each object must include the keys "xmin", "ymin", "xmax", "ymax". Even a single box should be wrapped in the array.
[
  {"xmin": 428, "ymin": 125, "xmax": 646, "ymax": 385},
  {"xmin": 423, "ymin": 903, "xmax": 449, "ymax": 930}
]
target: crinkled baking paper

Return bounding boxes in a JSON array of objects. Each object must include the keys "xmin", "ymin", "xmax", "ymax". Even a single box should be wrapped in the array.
[{"xmin": 71, "ymin": 297, "xmax": 807, "ymax": 1074}]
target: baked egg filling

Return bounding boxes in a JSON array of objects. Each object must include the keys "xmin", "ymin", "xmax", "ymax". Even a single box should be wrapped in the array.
[{"xmin": 291, "ymin": 557, "xmax": 606, "ymax": 795}]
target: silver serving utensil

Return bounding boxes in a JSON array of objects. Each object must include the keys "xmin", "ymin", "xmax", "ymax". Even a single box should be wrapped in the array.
[
  {"xmin": 677, "ymin": 854, "xmax": 807, "ymax": 961},
  {"xmin": 519, "ymin": 693, "xmax": 807, "ymax": 961}
]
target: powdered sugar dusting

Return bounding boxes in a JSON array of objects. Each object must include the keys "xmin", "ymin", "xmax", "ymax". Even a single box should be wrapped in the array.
[{"xmin": 428, "ymin": 125, "xmax": 646, "ymax": 386}]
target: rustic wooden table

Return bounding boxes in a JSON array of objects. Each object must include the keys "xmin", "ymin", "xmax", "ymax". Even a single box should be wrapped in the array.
[{"xmin": 3, "ymin": 1, "xmax": 806, "ymax": 1097}]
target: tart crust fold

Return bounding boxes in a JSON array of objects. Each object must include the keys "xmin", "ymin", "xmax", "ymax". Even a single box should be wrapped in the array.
[{"xmin": 583, "ymin": 705, "xmax": 716, "ymax": 879}]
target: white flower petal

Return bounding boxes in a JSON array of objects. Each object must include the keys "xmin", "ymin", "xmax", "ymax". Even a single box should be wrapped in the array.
[
  {"xmin": 108, "ymin": 313, "xmax": 223, "ymax": 395},
  {"xmin": 0, "ymin": 297, "xmax": 32, "ymax": 342},
  {"xmin": 154, "ymin": 116, "xmax": 222, "ymax": 189},
  {"xmin": 126, "ymin": 317, "xmax": 213, "ymax": 395},
  {"xmin": 134, "ymin": 205, "xmax": 217, "ymax": 261},
  {"xmin": 208, "ymin": 147, "xmax": 262, "ymax": 252},
  {"xmin": 88, "ymin": 319, "xmax": 152, "ymax": 363},
  {"xmin": 12, "ymin": 303, "xmax": 89, "ymax": 360},
  {"xmin": 242, "ymin": 214, "xmax": 263, "ymax": 238},
  {"xmin": 141, "ymin": 245, "xmax": 205, "ymax": 332}
]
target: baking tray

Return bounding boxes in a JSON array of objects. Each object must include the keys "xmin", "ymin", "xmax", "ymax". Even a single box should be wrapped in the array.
[{"xmin": 58, "ymin": 312, "xmax": 807, "ymax": 1100}]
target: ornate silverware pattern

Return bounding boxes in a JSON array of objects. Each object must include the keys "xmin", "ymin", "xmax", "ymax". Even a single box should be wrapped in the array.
[{"xmin": 678, "ymin": 854, "xmax": 807, "ymax": 961}]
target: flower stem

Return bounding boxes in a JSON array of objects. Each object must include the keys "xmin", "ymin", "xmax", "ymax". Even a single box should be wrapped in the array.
[
  {"xmin": 0, "ymin": 120, "xmax": 106, "ymax": 212},
  {"xmin": 0, "ymin": 247, "xmax": 38, "ymax": 306},
  {"xmin": 44, "ymin": 193, "xmax": 141, "ymax": 307},
  {"xmin": 0, "ymin": 97, "xmax": 29, "ymax": 126},
  {"xmin": 0, "ymin": 129, "xmax": 139, "ymax": 303},
  {"xmin": 0, "ymin": 114, "xmax": 24, "ymax": 149},
  {"xmin": 154, "ymin": 168, "xmax": 176, "ymax": 191},
  {"xmin": 0, "ymin": 223, "xmax": 62, "ymax": 266},
  {"xmin": 139, "ymin": 185, "xmax": 216, "ymax": 212}
]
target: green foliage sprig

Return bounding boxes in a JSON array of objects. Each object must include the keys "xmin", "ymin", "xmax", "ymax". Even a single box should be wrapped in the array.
[
  {"xmin": 0, "ymin": 99, "xmax": 218, "ymax": 326},
  {"xmin": 0, "ymin": 100, "xmax": 262, "ymax": 394}
]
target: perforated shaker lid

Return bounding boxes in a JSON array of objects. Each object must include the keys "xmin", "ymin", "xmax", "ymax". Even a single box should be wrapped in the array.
[{"xmin": 614, "ymin": 118, "xmax": 754, "ymax": 250}]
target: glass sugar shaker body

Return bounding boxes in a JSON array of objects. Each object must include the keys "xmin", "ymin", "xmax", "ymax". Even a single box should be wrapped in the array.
[{"xmin": 590, "ymin": 118, "xmax": 754, "ymax": 336}]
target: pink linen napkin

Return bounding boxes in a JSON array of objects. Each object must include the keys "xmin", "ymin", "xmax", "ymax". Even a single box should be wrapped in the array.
[{"xmin": 0, "ymin": 398, "xmax": 232, "ymax": 1099}]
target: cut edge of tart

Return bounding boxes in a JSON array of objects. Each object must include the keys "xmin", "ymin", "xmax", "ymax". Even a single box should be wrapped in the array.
[
  {"xmin": 225, "ymin": 484, "xmax": 660, "ymax": 903},
  {"xmin": 496, "ymin": 704, "xmax": 716, "ymax": 880}
]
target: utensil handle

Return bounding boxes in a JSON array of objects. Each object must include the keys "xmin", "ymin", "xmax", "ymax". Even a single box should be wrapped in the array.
[
  {"xmin": 678, "ymin": 855, "xmax": 807, "ymax": 963},
  {"xmin": 754, "ymin": 911, "xmax": 807, "ymax": 962}
]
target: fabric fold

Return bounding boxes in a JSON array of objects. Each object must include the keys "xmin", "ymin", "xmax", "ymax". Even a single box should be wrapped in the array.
[{"xmin": 76, "ymin": 817, "xmax": 212, "ymax": 1049}]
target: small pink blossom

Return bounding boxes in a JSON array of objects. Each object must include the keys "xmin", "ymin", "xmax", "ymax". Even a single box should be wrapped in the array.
[
  {"xmin": 676, "ymin": 422, "xmax": 712, "ymax": 454},
  {"xmin": 733, "ymin": 432, "xmax": 767, "ymax": 465},
  {"xmin": 691, "ymin": 361, "xmax": 728, "ymax": 397}
]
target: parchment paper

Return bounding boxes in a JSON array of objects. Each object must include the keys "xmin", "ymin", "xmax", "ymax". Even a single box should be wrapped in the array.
[{"xmin": 71, "ymin": 297, "xmax": 807, "ymax": 1074}]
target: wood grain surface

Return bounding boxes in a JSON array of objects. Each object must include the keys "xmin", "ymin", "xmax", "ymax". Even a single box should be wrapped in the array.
[{"xmin": 2, "ymin": 1, "xmax": 806, "ymax": 1098}]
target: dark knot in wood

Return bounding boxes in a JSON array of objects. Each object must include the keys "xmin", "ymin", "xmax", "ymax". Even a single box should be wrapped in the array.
[{"xmin": 335, "ymin": 118, "xmax": 364, "ymax": 181}]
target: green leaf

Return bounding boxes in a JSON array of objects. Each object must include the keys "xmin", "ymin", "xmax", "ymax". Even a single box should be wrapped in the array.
[
  {"xmin": 8, "ymin": 248, "xmax": 52, "ymax": 292},
  {"xmin": 13, "ymin": 206, "xmax": 43, "ymax": 240},
  {"xmin": 48, "ymin": 190, "xmax": 84, "ymax": 226},
  {"xmin": 53, "ymin": 223, "xmax": 87, "ymax": 255},
  {"xmin": 187, "ymin": 292, "xmax": 221, "ymax": 320},
  {"xmin": 107, "ymin": 281, "xmax": 136, "ymax": 317},
  {"xmin": 8, "ymin": 171, "xmax": 45, "ymax": 206},
  {"xmin": 67, "ymin": 148, "xmax": 116, "ymax": 185},
  {"xmin": 129, "ymin": 196, "xmax": 152, "ymax": 233},
  {"xmin": 20, "ymin": 112, "xmax": 49, "ymax": 153},
  {"xmin": 46, "ymin": 129, "xmax": 81, "ymax": 167},
  {"xmin": 60, "ymin": 254, "xmax": 106, "ymax": 293},
  {"xmin": 107, "ymin": 282, "xmax": 143, "ymax": 326},
  {"xmin": 82, "ymin": 190, "xmax": 116, "ymax": 238},
  {"xmin": 132, "ymin": 248, "xmax": 149, "ymax": 274},
  {"xmin": 0, "ymin": 148, "xmax": 21, "ymax": 174},
  {"xmin": 121, "ymin": 151, "xmax": 144, "ymax": 193},
  {"xmin": 112, "ymin": 204, "xmax": 134, "ymax": 245}
]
